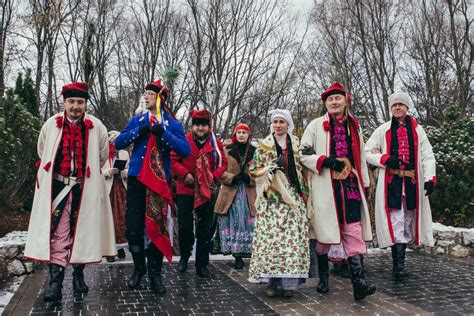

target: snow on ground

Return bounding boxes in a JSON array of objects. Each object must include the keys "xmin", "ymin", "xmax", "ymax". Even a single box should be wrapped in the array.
[{"xmin": 0, "ymin": 276, "xmax": 25, "ymax": 315}]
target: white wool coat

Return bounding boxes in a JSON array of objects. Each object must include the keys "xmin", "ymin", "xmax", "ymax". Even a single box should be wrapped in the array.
[
  {"xmin": 300, "ymin": 114, "xmax": 372, "ymax": 244},
  {"xmin": 24, "ymin": 113, "xmax": 117, "ymax": 264},
  {"xmin": 365, "ymin": 117, "xmax": 436, "ymax": 248}
]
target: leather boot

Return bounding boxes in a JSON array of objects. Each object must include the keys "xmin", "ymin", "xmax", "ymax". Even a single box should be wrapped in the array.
[
  {"xmin": 128, "ymin": 249, "xmax": 146, "ymax": 289},
  {"xmin": 348, "ymin": 255, "xmax": 376, "ymax": 300},
  {"xmin": 394, "ymin": 243, "xmax": 409, "ymax": 279},
  {"xmin": 44, "ymin": 264, "xmax": 65, "ymax": 302},
  {"xmin": 233, "ymin": 257, "xmax": 245, "ymax": 270},
  {"xmin": 196, "ymin": 266, "xmax": 214, "ymax": 278},
  {"xmin": 178, "ymin": 255, "xmax": 189, "ymax": 273},
  {"xmin": 147, "ymin": 248, "xmax": 166, "ymax": 294},
  {"xmin": 316, "ymin": 254, "xmax": 329, "ymax": 294},
  {"xmin": 391, "ymin": 244, "xmax": 398, "ymax": 276},
  {"xmin": 72, "ymin": 264, "xmax": 89, "ymax": 294}
]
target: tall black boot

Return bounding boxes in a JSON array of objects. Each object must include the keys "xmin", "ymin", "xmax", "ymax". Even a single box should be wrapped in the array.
[
  {"xmin": 316, "ymin": 254, "xmax": 329, "ymax": 294},
  {"xmin": 72, "ymin": 264, "xmax": 89, "ymax": 294},
  {"xmin": 391, "ymin": 244, "xmax": 398, "ymax": 276},
  {"xmin": 128, "ymin": 248, "xmax": 146, "ymax": 289},
  {"xmin": 394, "ymin": 243, "xmax": 409, "ymax": 279},
  {"xmin": 178, "ymin": 255, "xmax": 189, "ymax": 273},
  {"xmin": 348, "ymin": 255, "xmax": 376, "ymax": 300},
  {"xmin": 44, "ymin": 264, "xmax": 65, "ymax": 302},
  {"xmin": 147, "ymin": 247, "xmax": 166, "ymax": 294}
]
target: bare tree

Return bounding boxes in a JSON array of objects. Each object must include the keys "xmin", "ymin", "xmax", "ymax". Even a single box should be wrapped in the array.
[{"xmin": 0, "ymin": 0, "xmax": 15, "ymax": 97}]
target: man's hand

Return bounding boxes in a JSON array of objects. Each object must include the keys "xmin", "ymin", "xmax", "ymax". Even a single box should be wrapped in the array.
[
  {"xmin": 184, "ymin": 173, "xmax": 194, "ymax": 186},
  {"xmin": 301, "ymin": 146, "xmax": 316, "ymax": 156},
  {"xmin": 138, "ymin": 125, "xmax": 150, "ymax": 138},
  {"xmin": 424, "ymin": 181, "xmax": 434, "ymax": 196},
  {"xmin": 385, "ymin": 156, "xmax": 400, "ymax": 169},
  {"xmin": 322, "ymin": 156, "xmax": 345, "ymax": 172},
  {"xmin": 151, "ymin": 124, "xmax": 164, "ymax": 137}
]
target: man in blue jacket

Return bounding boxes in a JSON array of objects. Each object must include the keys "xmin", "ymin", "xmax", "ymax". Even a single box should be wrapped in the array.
[{"xmin": 115, "ymin": 79, "xmax": 190, "ymax": 294}]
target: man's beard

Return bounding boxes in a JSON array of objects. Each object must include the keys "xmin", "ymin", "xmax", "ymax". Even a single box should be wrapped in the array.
[{"xmin": 194, "ymin": 131, "xmax": 209, "ymax": 141}]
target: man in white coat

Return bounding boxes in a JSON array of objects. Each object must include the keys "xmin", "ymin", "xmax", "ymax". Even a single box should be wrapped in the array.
[
  {"xmin": 300, "ymin": 81, "xmax": 376, "ymax": 301},
  {"xmin": 24, "ymin": 82, "xmax": 116, "ymax": 302},
  {"xmin": 365, "ymin": 92, "xmax": 436, "ymax": 280}
]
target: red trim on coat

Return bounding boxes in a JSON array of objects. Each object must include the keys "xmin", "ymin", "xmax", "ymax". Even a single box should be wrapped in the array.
[
  {"xmin": 380, "ymin": 154, "xmax": 390, "ymax": 166},
  {"xmin": 410, "ymin": 117, "xmax": 420, "ymax": 245},
  {"xmin": 316, "ymin": 155, "xmax": 326, "ymax": 172},
  {"xmin": 431, "ymin": 176, "xmax": 437, "ymax": 184},
  {"xmin": 48, "ymin": 122, "xmax": 64, "ymax": 263},
  {"xmin": 349, "ymin": 117, "xmax": 364, "ymax": 188},
  {"xmin": 384, "ymin": 128, "xmax": 395, "ymax": 244},
  {"xmin": 68, "ymin": 118, "xmax": 90, "ymax": 262}
]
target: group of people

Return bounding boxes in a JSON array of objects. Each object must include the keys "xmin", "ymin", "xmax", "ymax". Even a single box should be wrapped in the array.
[{"xmin": 23, "ymin": 79, "xmax": 436, "ymax": 303}]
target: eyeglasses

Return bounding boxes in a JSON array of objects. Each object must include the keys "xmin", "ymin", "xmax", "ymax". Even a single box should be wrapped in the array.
[{"xmin": 143, "ymin": 91, "xmax": 157, "ymax": 96}]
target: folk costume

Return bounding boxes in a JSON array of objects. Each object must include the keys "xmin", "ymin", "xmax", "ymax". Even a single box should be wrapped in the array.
[
  {"xmin": 300, "ymin": 82, "xmax": 376, "ymax": 300},
  {"xmin": 365, "ymin": 92, "xmax": 436, "ymax": 279},
  {"xmin": 248, "ymin": 109, "xmax": 310, "ymax": 297},
  {"xmin": 115, "ymin": 79, "xmax": 190, "ymax": 294},
  {"xmin": 102, "ymin": 130, "xmax": 129, "ymax": 261},
  {"xmin": 171, "ymin": 109, "xmax": 228, "ymax": 278},
  {"xmin": 24, "ymin": 82, "xmax": 116, "ymax": 302},
  {"xmin": 214, "ymin": 124, "xmax": 256, "ymax": 269}
]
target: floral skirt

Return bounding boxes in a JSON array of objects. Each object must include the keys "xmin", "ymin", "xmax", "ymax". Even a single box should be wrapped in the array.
[
  {"xmin": 218, "ymin": 184, "xmax": 254, "ymax": 256},
  {"xmin": 249, "ymin": 187, "xmax": 309, "ymax": 284}
]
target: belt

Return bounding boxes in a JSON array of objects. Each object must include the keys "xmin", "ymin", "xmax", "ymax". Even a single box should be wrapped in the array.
[
  {"xmin": 53, "ymin": 173, "xmax": 84, "ymax": 186},
  {"xmin": 389, "ymin": 169, "xmax": 415, "ymax": 178}
]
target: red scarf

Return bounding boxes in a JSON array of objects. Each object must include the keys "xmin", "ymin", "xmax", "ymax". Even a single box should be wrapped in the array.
[{"xmin": 137, "ymin": 117, "xmax": 173, "ymax": 263}]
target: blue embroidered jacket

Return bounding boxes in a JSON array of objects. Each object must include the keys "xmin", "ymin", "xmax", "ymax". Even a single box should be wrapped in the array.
[{"xmin": 115, "ymin": 112, "xmax": 190, "ymax": 182}]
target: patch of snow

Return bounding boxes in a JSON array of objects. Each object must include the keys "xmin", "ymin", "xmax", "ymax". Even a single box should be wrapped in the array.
[
  {"xmin": 433, "ymin": 223, "xmax": 474, "ymax": 233},
  {"xmin": 0, "ymin": 276, "xmax": 25, "ymax": 314},
  {"xmin": 0, "ymin": 231, "xmax": 28, "ymax": 247}
]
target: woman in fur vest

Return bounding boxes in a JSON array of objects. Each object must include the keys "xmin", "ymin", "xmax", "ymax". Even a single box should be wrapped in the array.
[{"xmin": 214, "ymin": 124, "xmax": 256, "ymax": 270}]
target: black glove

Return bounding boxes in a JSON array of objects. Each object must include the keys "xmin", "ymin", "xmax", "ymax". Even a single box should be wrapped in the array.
[
  {"xmin": 322, "ymin": 156, "xmax": 345, "ymax": 172},
  {"xmin": 138, "ymin": 125, "xmax": 150, "ymax": 138},
  {"xmin": 273, "ymin": 155, "xmax": 285, "ymax": 170},
  {"xmin": 301, "ymin": 146, "xmax": 316, "ymax": 156},
  {"xmin": 424, "ymin": 181, "xmax": 434, "ymax": 196},
  {"xmin": 241, "ymin": 173, "xmax": 251, "ymax": 185},
  {"xmin": 231, "ymin": 173, "xmax": 242, "ymax": 186},
  {"xmin": 385, "ymin": 156, "xmax": 400, "ymax": 169},
  {"xmin": 151, "ymin": 124, "xmax": 164, "ymax": 137}
]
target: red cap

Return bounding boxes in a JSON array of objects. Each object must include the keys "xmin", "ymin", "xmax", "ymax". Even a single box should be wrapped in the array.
[
  {"xmin": 61, "ymin": 82, "xmax": 90, "ymax": 100},
  {"xmin": 321, "ymin": 81, "xmax": 347, "ymax": 101},
  {"xmin": 145, "ymin": 79, "xmax": 172, "ymax": 96},
  {"xmin": 190, "ymin": 109, "xmax": 211, "ymax": 126}
]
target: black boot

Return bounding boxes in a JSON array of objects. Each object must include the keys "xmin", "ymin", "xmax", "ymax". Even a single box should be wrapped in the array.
[
  {"xmin": 72, "ymin": 264, "xmax": 89, "ymax": 294},
  {"xmin": 233, "ymin": 257, "xmax": 245, "ymax": 270},
  {"xmin": 196, "ymin": 266, "xmax": 214, "ymax": 278},
  {"xmin": 316, "ymin": 254, "xmax": 329, "ymax": 294},
  {"xmin": 147, "ymin": 247, "xmax": 166, "ymax": 294},
  {"xmin": 44, "ymin": 264, "xmax": 65, "ymax": 302},
  {"xmin": 391, "ymin": 244, "xmax": 398, "ymax": 276},
  {"xmin": 348, "ymin": 255, "xmax": 376, "ymax": 300},
  {"xmin": 128, "ymin": 249, "xmax": 146, "ymax": 289},
  {"xmin": 178, "ymin": 255, "xmax": 189, "ymax": 273},
  {"xmin": 394, "ymin": 243, "xmax": 409, "ymax": 279}
]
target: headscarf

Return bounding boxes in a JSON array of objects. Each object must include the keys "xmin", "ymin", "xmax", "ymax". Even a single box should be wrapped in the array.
[
  {"xmin": 231, "ymin": 123, "xmax": 251, "ymax": 144},
  {"xmin": 269, "ymin": 109, "xmax": 294, "ymax": 134},
  {"xmin": 389, "ymin": 92, "xmax": 411, "ymax": 108}
]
